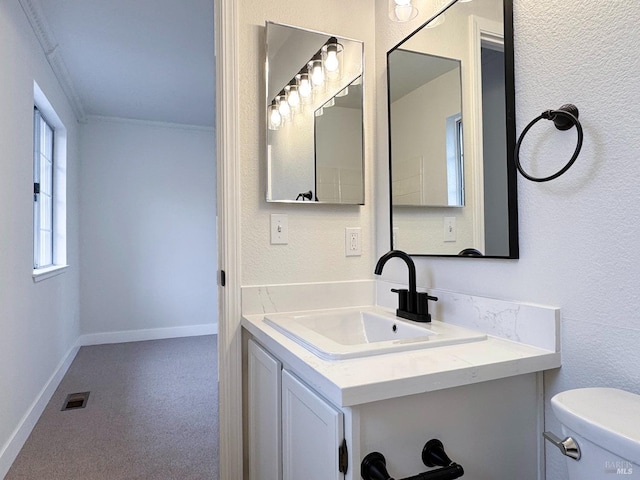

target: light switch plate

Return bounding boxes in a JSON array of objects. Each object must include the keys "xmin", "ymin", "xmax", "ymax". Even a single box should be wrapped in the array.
[
  {"xmin": 271, "ymin": 214, "xmax": 288, "ymax": 244},
  {"xmin": 444, "ymin": 217, "xmax": 456, "ymax": 242}
]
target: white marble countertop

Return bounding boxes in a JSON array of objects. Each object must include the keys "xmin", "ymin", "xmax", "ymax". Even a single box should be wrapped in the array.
[{"xmin": 242, "ymin": 308, "xmax": 561, "ymax": 407}]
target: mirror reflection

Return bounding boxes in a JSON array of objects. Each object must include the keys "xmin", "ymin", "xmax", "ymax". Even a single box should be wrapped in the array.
[
  {"xmin": 389, "ymin": 51, "xmax": 464, "ymax": 207},
  {"xmin": 266, "ymin": 22, "xmax": 364, "ymax": 204},
  {"xmin": 388, "ymin": 0, "xmax": 518, "ymax": 257}
]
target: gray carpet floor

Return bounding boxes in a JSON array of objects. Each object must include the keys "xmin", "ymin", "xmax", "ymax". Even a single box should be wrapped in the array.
[{"xmin": 5, "ymin": 335, "xmax": 219, "ymax": 480}]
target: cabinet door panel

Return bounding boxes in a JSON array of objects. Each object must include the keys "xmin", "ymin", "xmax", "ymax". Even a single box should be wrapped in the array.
[
  {"xmin": 282, "ymin": 369, "xmax": 344, "ymax": 480},
  {"xmin": 248, "ymin": 339, "xmax": 282, "ymax": 480}
]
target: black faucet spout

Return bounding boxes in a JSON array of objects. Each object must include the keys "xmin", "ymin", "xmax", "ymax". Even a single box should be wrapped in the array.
[
  {"xmin": 374, "ymin": 250, "xmax": 418, "ymax": 314},
  {"xmin": 375, "ymin": 250, "xmax": 437, "ymax": 322}
]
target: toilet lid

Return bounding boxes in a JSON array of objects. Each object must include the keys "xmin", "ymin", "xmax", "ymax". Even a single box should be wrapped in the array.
[{"xmin": 551, "ymin": 388, "xmax": 640, "ymax": 465}]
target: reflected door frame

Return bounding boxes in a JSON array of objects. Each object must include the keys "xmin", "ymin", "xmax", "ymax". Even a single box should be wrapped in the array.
[{"xmin": 468, "ymin": 15, "xmax": 504, "ymax": 255}]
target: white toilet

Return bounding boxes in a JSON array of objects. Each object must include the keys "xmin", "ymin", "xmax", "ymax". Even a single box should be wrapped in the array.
[{"xmin": 549, "ymin": 387, "xmax": 640, "ymax": 479}]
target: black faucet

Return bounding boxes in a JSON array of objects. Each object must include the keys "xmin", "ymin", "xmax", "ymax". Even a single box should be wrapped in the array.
[{"xmin": 374, "ymin": 250, "xmax": 438, "ymax": 322}]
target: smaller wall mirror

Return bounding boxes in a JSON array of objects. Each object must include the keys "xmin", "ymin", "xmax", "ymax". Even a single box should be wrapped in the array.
[
  {"xmin": 387, "ymin": 0, "xmax": 518, "ymax": 257},
  {"xmin": 266, "ymin": 22, "xmax": 365, "ymax": 204}
]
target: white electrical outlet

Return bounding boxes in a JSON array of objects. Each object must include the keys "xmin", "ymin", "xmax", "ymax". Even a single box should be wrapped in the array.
[
  {"xmin": 345, "ymin": 227, "xmax": 362, "ymax": 256},
  {"xmin": 270, "ymin": 214, "xmax": 288, "ymax": 245},
  {"xmin": 444, "ymin": 217, "xmax": 456, "ymax": 242}
]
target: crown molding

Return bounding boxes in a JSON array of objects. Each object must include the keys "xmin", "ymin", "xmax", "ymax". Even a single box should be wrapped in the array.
[
  {"xmin": 86, "ymin": 115, "xmax": 215, "ymax": 132},
  {"xmin": 18, "ymin": 0, "xmax": 87, "ymax": 123}
]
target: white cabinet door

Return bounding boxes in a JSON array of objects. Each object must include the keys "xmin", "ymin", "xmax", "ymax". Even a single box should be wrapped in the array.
[
  {"xmin": 282, "ymin": 369, "xmax": 344, "ymax": 480},
  {"xmin": 248, "ymin": 339, "xmax": 282, "ymax": 480}
]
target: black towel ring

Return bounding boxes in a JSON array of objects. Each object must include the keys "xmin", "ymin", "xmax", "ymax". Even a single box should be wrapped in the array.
[{"xmin": 515, "ymin": 104, "xmax": 583, "ymax": 183}]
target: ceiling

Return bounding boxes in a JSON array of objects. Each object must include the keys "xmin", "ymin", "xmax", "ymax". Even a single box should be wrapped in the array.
[
  {"xmin": 22, "ymin": 0, "xmax": 215, "ymax": 127},
  {"xmin": 389, "ymin": 49, "xmax": 460, "ymax": 103}
]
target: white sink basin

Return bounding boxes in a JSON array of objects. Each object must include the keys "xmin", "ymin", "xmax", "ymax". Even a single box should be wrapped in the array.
[{"xmin": 264, "ymin": 306, "xmax": 486, "ymax": 360}]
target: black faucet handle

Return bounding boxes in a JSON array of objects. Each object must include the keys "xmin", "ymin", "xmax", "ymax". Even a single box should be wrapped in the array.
[
  {"xmin": 416, "ymin": 292, "xmax": 438, "ymax": 320},
  {"xmin": 390, "ymin": 288, "xmax": 408, "ymax": 312}
]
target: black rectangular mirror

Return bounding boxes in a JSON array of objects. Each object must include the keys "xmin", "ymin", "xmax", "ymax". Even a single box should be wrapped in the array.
[{"xmin": 387, "ymin": 0, "xmax": 518, "ymax": 258}]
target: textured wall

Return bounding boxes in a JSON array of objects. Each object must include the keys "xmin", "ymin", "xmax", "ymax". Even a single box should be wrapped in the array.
[
  {"xmin": 79, "ymin": 118, "xmax": 217, "ymax": 334},
  {"xmin": 239, "ymin": 0, "xmax": 375, "ymax": 286},
  {"xmin": 0, "ymin": 1, "xmax": 80, "ymax": 474},
  {"xmin": 376, "ymin": 1, "xmax": 640, "ymax": 479}
]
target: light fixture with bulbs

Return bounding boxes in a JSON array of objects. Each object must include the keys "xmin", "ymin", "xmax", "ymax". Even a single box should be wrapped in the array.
[
  {"xmin": 389, "ymin": 0, "xmax": 418, "ymax": 22},
  {"xmin": 268, "ymin": 36, "xmax": 345, "ymax": 130}
]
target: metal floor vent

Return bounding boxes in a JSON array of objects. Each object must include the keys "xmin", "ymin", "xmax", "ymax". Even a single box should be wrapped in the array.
[{"xmin": 62, "ymin": 392, "xmax": 90, "ymax": 411}]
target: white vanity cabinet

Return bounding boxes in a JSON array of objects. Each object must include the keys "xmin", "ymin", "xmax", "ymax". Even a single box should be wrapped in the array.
[
  {"xmin": 248, "ymin": 339, "xmax": 346, "ymax": 480},
  {"xmin": 242, "ymin": 288, "xmax": 560, "ymax": 480},
  {"xmin": 248, "ymin": 339, "xmax": 282, "ymax": 480},
  {"xmin": 281, "ymin": 369, "xmax": 345, "ymax": 480}
]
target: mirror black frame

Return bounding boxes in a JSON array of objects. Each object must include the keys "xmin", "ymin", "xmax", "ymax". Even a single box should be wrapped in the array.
[{"xmin": 386, "ymin": 0, "xmax": 518, "ymax": 259}]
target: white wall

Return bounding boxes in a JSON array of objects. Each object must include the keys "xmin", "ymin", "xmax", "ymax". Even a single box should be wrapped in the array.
[
  {"xmin": 80, "ymin": 118, "xmax": 217, "ymax": 335},
  {"xmin": 239, "ymin": 0, "xmax": 375, "ymax": 287},
  {"xmin": 375, "ymin": 1, "xmax": 640, "ymax": 479},
  {"xmin": 0, "ymin": 1, "xmax": 80, "ymax": 475}
]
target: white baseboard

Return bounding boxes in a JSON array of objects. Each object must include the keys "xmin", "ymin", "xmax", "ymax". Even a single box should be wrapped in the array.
[
  {"xmin": 0, "ymin": 343, "xmax": 80, "ymax": 479},
  {"xmin": 77, "ymin": 323, "xmax": 218, "ymax": 346}
]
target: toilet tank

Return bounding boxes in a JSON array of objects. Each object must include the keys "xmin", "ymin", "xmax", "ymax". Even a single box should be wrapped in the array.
[{"xmin": 551, "ymin": 388, "xmax": 640, "ymax": 474}]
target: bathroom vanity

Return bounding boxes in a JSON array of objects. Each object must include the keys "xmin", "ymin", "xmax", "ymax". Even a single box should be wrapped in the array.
[{"xmin": 241, "ymin": 282, "xmax": 560, "ymax": 480}]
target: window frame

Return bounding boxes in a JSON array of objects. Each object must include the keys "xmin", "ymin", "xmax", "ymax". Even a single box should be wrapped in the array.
[
  {"xmin": 33, "ymin": 106, "xmax": 55, "ymax": 269},
  {"xmin": 32, "ymin": 82, "xmax": 68, "ymax": 282}
]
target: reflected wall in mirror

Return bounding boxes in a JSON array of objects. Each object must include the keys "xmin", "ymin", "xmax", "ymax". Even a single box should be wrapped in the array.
[
  {"xmin": 389, "ymin": 51, "xmax": 464, "ymax": 207},
  {"xmin": 266, "ymin": 22, "xmax": 364, "ymax": 204},
  {"xmin": 387, "ymin": 0, "xmax": 518, "ymax": 257}
]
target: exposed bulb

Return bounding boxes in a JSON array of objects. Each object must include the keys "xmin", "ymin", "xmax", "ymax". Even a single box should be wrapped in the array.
[
  {"xmin": 309, "ymin": 59, "xmax": 325, "ymax": 87},
  {"xmin": 277, "ymin": 94, "xmax": 290, "ymax": 120},
  {"xmin": 268, "ymin": 103, "xmax": 281, "ymax": 130},
  {"xmin": 390, "ymin": 0, "xmax": 418, "ymax": 22},
  {"xmin": 322, "ymin": 38, "xmax": 343, "ymax": 81},
  {"xmin": 285, "ymin": 84, "xmax": 300, "ymax": 108},
  {"xmin": 297, "ymin": 73, "xmax": 312, "ymax": 99},
  {"xmin": 324, "ymin": 49, "xmax": 339, "ymax": 72},
  {"xmin": 395, "ymin": 4, "xmax": 416, "ymax": 21}
]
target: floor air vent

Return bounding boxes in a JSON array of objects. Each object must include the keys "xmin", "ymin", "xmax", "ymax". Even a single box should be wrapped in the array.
[{"xmin": 62, "ymin": 392, "xmax": 90, "ymax": 411}]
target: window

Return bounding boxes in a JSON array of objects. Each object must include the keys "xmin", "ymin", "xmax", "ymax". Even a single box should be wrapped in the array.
[
  {"xmin": 445, "ymin": 113, "xmax": 465, "ymax": 206},
  {"xmin": 33, "ymin": 107, "xmax": 54, "ymax": 268},
  {"xmin": 33, "ymin": 82, "xmax": 67, "ymax": 281}
]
